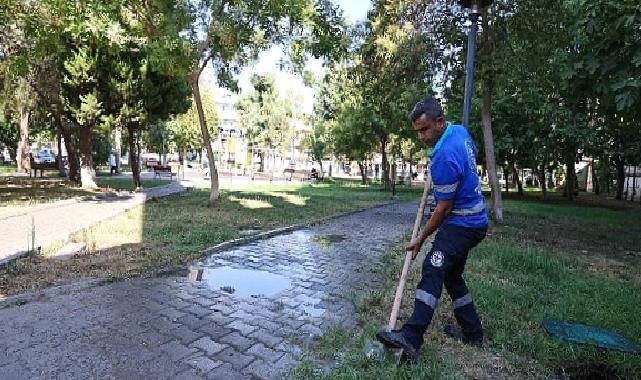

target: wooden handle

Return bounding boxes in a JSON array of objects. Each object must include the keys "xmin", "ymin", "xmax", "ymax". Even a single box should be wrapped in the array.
[{"xmin": 387, "ymin": 171, "xmax": 432, "ymax": 330}]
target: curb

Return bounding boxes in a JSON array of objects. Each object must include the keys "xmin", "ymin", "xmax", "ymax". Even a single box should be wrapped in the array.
[{"xmin": 200, "ymin": 201, "xmax": 397, "ymax": 257}]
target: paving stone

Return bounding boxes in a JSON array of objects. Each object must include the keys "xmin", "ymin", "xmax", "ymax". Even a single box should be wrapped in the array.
[
  {"xmin": 159, "ymin": 341, "xmax": 199, "ymax": 361},
  {"xmin": 197, "ymin": 323, "xmax": 234, "ymax": 340},
  {"xmin": 159, "ymin": 308, "xmax": 187, "ymax": 321},
  {"xmin": 219, "ymin": 332, "xmax": 255, "ymax": 351},
  {"xmin": 176, "ymin": 314, "xmax": 209, "ymax": 330},
  {"xmin": 184, "ymin": 304, "xmax": 213, "ymax": 318},
  {"xmin": 214, "ymin": 347, "xmax": 255, "ymax": 370},
  {"xmin": 248, "ymin": 330, "xmax": 283, "ymax": 348},
  {"xmin": 242, "ymin": 359, "xmax": 283, "ymax": 380},
  {"xmin": 247, "ymin": 343, "xmax": 284, "ymax": 363},
  {"xmin": 190, "ymin": 336, "xmax": 227, "ymax": 355},
  {"xmin": 205, "ymin": 363, "xmax": 253, "ymax": 380},
  {"xmin": 168, "ymin": 325, "xmax": 204, "ymax": 345},
  {"xmin": 226, "ymin": 320, "xmax": 257, "ymax": 335},
  {"xmin": 173, "ymin": 368, "xmax": 205, "ymax": 380},
  {"xmin": 185, "ymin": 354, "xmax": 223, "ymax": 373}
]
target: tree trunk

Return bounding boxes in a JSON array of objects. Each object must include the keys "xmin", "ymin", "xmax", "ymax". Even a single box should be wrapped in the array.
[
  {"xmin": 191, "ymin": 70, "xmax": 219, "ymax": 203},
  {"xmin": 78, "ymin": 126, "xmax": 97, "ymax": 188},
  {"xmin": 512, "ymin": 160, "xmax": 523, "ymax": 195},
  {"xmin": 380, "ymin": 137, "xmax": 389, "ymax": 190},
  {"xmin": 54, "ymin": 115, "xmax": 79, "ymax": 183},
  {"xmin": 357, "ymin": 161, "xmax": 367, "ymax": 185},
  {"xmin": 615, "ymin": 155, "xmax": 625, "ymax": 200},
  {"xmin": 632, "ymin": 166, "xmax": 637, "ymax": 202},
  {"xmin": 114, "ymin": 127, "xmax": 122, "ymax": 170},
  {"xmin": 127, "ymin": 127, "xmax": 142, "ymax": 189},
  {"xmin": 318, "ymin": 160, "xmax": 324, "ymax": 179},
  {"xmin": 538, "ymin": 162, "xmax": 547, "ymax": 199},
  {"xmin": 16, "ymin": 105, "xmax": 30, "ymax": 173},
  {"xmin": 504, "ymin": 167, "xmax": 509, "ymax": 193},
  {"xmin": 481, "ymin": 77, "xmax": 503, "ymax": 223},
  {"xmin": 57, "ymin": 129, "xmax": 65, "ymax": 177},
  {"xmin": 565, "ymin": 157, "xmax": 576, "ymax": 201},
  {"xmin": 624, "ymin": 165, "xmax": 630, "ymax": 200},
  {"xmin": 592, "ymin": 161, "xmax": 600, "ymax": 195}
]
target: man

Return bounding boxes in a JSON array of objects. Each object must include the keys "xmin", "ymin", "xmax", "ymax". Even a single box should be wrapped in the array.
[
  {"xmin": 109, "ymin": 151, "xmax": 118, "ymax": 175},
  {"xmin": 376, "ymin": 98, "xmax": 488, "ymax": 362}
]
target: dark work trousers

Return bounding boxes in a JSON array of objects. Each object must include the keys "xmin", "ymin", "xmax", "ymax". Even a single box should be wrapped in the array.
[{"xmin": 402, "ymin": 223, "xmax": 487, "ymax": 349}]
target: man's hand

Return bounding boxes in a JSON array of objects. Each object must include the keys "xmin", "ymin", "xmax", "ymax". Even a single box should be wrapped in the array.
[
  {"xmin": 406, "ymin": 236, "xmax": 424, "ymax": 260},
  {"xmin": 406, "ymin": 198, "xmax": 453, "ymax": 260}
]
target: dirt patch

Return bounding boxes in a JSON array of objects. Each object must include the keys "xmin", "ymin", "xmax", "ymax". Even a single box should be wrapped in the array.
[
  {"xmin": 0, "ymin": 242, "xmax": 197, "ymax": 297},
  {"xmin": 560, "ymin": 361, "xmax": 626, "ymax": 380}
]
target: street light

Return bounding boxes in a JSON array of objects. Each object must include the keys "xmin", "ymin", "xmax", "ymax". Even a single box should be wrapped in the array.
[{"xmin": 458, "ymin": 0, "xmax": 493, "ymax": 129}]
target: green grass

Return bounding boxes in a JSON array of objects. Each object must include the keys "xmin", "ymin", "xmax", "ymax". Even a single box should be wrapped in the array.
[
  {"xmin": 94, "ymin": 177, "xmax": 170, "ymax": 191},
  {"xmin": 1, "ymin": 182, "xmax": 420, "ymax": 296},
  {"xmin": 0, "ymin": 164, "xmax": 17, "ymax": 174},
  {"xmin": 292, "ymin": 192, "xmax": 641, "ymax": 379},
  {"xmin": 291, "ymin": 320, "xmax": 462, "ymax": 380},
  {"xmin": 470, "ymin": 240, "xmax": 641, "ymax": 377}
]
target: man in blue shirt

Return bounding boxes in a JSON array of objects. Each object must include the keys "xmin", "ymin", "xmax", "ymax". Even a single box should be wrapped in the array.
[{"xmin": 377, "ymin": 98, "xmax": 488, "ymax": 362}]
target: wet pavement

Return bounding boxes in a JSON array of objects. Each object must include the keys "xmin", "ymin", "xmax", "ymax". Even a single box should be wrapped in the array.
[{"xmin": 0, "ymin": 201, "xmax": 418, "ymax": 379}]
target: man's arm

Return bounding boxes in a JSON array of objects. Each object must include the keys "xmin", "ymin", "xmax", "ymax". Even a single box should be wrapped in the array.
[{"xmin": 406, "ymin": 198, "xmax": 453, "ymax": 259}]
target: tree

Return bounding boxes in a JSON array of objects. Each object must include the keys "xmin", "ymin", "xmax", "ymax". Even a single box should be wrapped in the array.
[
  {"xmin": 237, "ymin": 74, "xmax": 296, "ymax": 172},
  {"xmin": 184, "ymin": 0, "xmax": 347, "ymax": 203},
  {"xmin": 166, "ymin": 90, "xmax": 219, "ymax": 163},
  {"xmin": 564, "ymin": 0, "xmax": 641, "ymax": 199}
]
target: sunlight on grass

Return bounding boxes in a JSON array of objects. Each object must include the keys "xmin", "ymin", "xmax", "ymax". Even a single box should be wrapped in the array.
[
  {"xmin": 267, "ymin": 191, "xmax": 309, "ymax": 206},
  {"xmin": 71, "ymin": 206, "xmax": 145, "ymax": 250},
  {"xmin": 228, "ymin": 195, "xmax": 274, "ymax": 209}
]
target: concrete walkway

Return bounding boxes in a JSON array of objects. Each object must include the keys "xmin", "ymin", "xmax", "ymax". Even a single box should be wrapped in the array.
[
  {"xmin": 0, "ymin": 181, "xmax": 188, "ymax": 266},
  {"xmin": 0, "ymin": 201, "xmax": 418, "ymax": 379}
]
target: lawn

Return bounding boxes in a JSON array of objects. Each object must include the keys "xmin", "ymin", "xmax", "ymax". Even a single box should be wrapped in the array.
[
  {"xmin": 0, "ymin": 176, "xmax": 170, "ymax": 213},
  {"xmin": 0, "ymin": 182, "xmax": 421, "ymax": 297},
  {"xmin": 292, "ymin": 191, "xmax": 641, "ymax": 379},
  {"xmin": 0, "ymin": 164, "xmax": 17, "ymax": 174}
]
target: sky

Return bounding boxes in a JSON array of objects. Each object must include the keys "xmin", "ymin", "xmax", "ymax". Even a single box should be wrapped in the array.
[{"xmin": 204, "ymin": 0, "xmax": 372, "ymax": 114}]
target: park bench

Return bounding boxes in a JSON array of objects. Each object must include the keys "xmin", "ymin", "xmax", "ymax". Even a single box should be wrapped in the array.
[
  {"xmin": 153, "ymin": 165, "xmax": 177, "ymax": 180},
  {"xmin": 292, "ymin": 170, "xmax": 311, "ymax": 182},
  {"xmin": 29, "ymin": 162, "xmax": 58, "ymax": 178},
  {"xmin": 251, "ymin": 172, "xmax": 273, "ymax": 181}
]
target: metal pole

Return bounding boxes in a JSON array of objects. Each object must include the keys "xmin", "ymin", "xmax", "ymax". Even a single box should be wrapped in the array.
[{"xmin": 462, "ymin": 6, "xmax": 480, "ymax": 129}]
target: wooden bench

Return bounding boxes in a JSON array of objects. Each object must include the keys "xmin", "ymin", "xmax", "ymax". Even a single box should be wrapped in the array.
[
  {"xmin": 251, "ymin": 172, "xmax": 273, "ymax": 181},
  {"xmin": 30, "ymin": 162, "xmax": 58, "ymax": 178},
  {"xmin": 292, "ymin": 171, "xmax": 311, "ymax": 182},
  {"xmin": 153, "ymin": 165, "xmax": 177, "ymax": 180}
]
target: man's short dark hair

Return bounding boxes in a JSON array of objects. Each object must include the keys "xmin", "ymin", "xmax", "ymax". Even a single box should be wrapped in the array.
[{"xmin": 409, "ymin": 98, "xmax": 444, "ymax": 122}]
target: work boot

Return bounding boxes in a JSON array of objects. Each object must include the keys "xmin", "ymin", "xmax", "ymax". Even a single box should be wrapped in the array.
[
  {"xmin": 375, "ymin": 330, "xmax": 419, "ymax": 362},
  {"xmin": 443, "ymin": 324, "xmax": 483, "ymax": 347}
]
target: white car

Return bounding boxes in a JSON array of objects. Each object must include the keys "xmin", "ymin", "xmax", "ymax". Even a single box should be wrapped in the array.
[{"xmin": 36, "ymin": 150, "xmax": 56, "ymax": 163}]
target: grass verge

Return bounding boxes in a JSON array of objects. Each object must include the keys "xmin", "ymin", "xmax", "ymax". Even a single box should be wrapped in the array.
[
  {"xmin": 291, "ymin": 192, "xmax": 641, "ymax": 379},
  {"xmin": 0, "ymin": 182, "xmax": 420, "ymax": 297}
]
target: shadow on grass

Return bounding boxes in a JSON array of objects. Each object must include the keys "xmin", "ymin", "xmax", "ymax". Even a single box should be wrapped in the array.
[{"xmin": 0, "ymin": 182, "xmax": 417, "ymax": 298}]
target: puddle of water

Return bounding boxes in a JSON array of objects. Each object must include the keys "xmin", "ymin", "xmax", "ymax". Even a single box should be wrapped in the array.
[
  {"xmin": 312, "ymin": 234, "xmax": 346, "ymax": 250},
  {"xmin": 195, "ymin": 267, "xmax": 291, "ymax": 298}
]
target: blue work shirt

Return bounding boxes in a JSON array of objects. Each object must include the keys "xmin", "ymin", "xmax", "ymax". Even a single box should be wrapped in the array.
[{"xmin": 430, "ymin": 123, "xmax": 488, "ymax": 228}]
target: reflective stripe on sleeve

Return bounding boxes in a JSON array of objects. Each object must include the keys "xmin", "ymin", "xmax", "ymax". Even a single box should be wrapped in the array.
[
  {"xmin": 452, "ymin": 293, "xmax": 473, "ymax": 309},
  {"xmin": 416, "ymin": 289, "xmax": 438, "ymax": 309},
  {"xmin": 434, "ymin": 182, "xmax": 459, "ymax": 194},
  {"xmin": 451, "ymin": 201, "xmax": 486, "ymax": 216}
]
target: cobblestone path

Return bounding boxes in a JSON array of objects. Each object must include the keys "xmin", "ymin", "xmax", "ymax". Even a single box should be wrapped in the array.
[{"xmin": 0, "ymin": 201, "xmax": 418, "ymax": 379}]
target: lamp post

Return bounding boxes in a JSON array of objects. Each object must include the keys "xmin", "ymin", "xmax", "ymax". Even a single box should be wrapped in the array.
[{"xmin": 458, "ymin": 0, "xmax": 493, "ymax": 129}]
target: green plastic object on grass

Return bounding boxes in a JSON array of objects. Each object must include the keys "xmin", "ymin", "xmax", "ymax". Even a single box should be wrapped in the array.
[{"xmin": 542, "ymin": 317, "xmax": 641, "ymax": 354}]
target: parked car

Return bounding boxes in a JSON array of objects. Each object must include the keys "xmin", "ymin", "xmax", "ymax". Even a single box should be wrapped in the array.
[{"xmin": 35, "ymin": 149, "xmax": 56, "ymax": 164}]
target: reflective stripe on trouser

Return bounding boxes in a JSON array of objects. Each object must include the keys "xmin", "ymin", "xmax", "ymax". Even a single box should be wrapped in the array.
[{"xmin": 402, "ymin": 223, "xmax": 486, "ymax": 349}]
